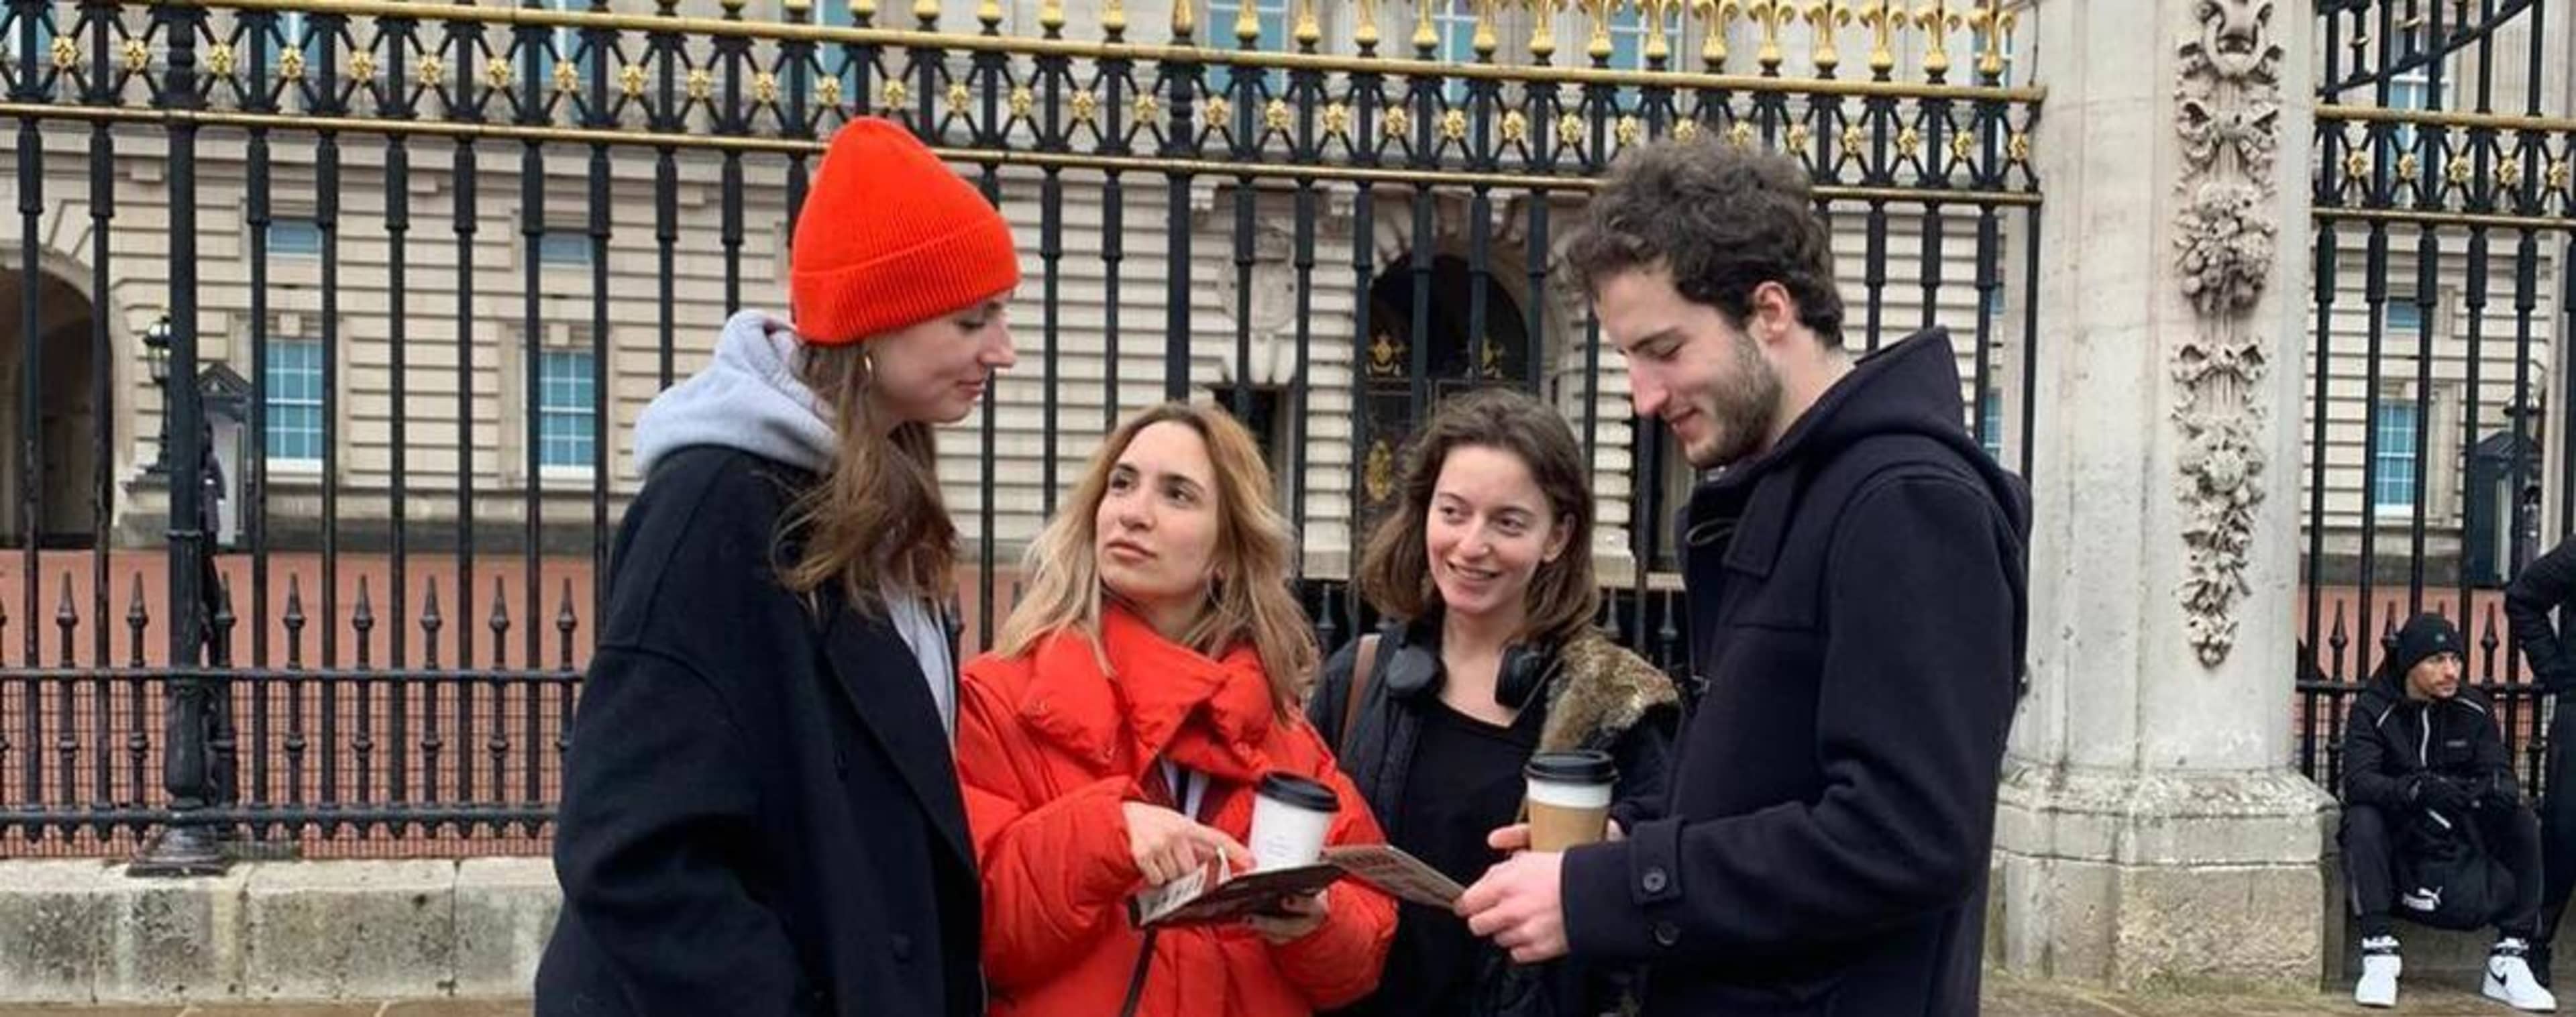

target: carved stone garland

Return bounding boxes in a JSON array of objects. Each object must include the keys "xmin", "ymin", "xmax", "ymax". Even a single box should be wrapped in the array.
[{"xmin": 2171, "ymin": 0, "xmax": 2282, "ymax": 667}]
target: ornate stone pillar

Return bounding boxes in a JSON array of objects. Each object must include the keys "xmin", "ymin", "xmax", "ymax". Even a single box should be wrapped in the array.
[{"xmin": 1993, "ymin": 0, "xmax": 2336, "ymax": 987}]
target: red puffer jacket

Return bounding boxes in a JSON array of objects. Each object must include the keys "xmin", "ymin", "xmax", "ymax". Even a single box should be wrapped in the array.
[{"xmin": 955, "ymin": 605, "xmax": 1396, "ymax": 1017}]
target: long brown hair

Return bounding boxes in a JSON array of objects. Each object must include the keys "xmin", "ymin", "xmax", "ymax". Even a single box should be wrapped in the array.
[
  {"xmin": 1356, "ymin": 387, "xmax": 1600, "ymax": 647},
  {"xmin": 993, "ymin": 402, "xmax": 1320, "ymax": 712},
  {"xmin": 778, "ymin": 343, "xmax": 957, "ymax": 612}
]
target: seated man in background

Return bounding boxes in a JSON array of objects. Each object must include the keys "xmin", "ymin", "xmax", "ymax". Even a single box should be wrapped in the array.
[{"xmin": 2341, "ymin": 612, "xmax": 2554, "ymax": 1012}]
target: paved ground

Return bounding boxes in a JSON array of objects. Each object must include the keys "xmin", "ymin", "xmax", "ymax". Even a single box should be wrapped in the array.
[
  {"xmin": 1984, "ymin": 973, "xmax": 2542, "ymax": 1016},
  {"xmin": 0, "ymin": 985, "xmax": 2529, "ymax": 1016},
  {"xmin": 0, "ymin": 978, "xmax": 2549, "ymax": 1016}
]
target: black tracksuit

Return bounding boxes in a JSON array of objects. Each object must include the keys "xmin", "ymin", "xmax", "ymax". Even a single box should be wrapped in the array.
[{"xmin": 2340, "ymin": 672, "xmax": 2543, "ymax": 940}]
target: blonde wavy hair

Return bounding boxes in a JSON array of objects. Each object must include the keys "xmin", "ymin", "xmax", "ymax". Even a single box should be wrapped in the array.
[
  {"xmin": 992, "ymin": 402, "xmax": 1319, "ymax": 713},
  {"xmin": 777, "ymin": 343, "xmax": 957, "ymax": 613}
]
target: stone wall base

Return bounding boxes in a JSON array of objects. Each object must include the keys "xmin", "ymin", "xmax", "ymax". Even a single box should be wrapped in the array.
[
  {"xmin": 0, "ymin": 858, "xmax": 557, "ymax": 1004},
  {"xmin": 1988, "ymin": 762, "xmax": 2339, "ymax": 991}
]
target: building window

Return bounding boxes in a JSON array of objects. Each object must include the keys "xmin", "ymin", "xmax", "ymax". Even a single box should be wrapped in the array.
[
  {"xmin": 1980, "ymin": 388, "xmax": 2004, "ymax": 460},
  {"xmin": 1205, "ymin": 0, "xmax": 1289, "ymax": 93},
  {"xmin": 2385, "ymin": 21, "xmax": 2446, "ymax": 154},
  {"xmin": 537, "ymin": 348, "xmax": 598, "ymax": 470},
  {"xmin": 5, "ymin": 6, "xmax": 56, "ymax": 74},
  {"xmin": 545, "ymin": 0, "xmax": 605, "ymax": 93},
  {"xmin": 537, "ymin": 230, "xmax": 594, "ymax": 268},
  {"xmin": 1605, "ymin": 5, "xmax": 1681, "ymax": 109},
  {"xmin": 813, "ymin": 0, "xmax": 861, "ymax": 109},
  {"xmin": 266, "ymin": 217, "xmax": 324, "ymax": 257},
  {"xmin": 2385, "ymin": 299, "xmax": 2426, "ymax": 338},
  {"xmin": 2373, "ymin": 400, "xmax": 2420, "ymax": 513},
  {"xmin": 270, "ymin": 10, "xmax": 320, "ymax": 83},
  {"xmin": 1430, "ymin": 0, "xmax": 1477, "ymax": 102},
  {"xmin": 263, "ymin": 339, "xmax": 325, "ymax": 462}
]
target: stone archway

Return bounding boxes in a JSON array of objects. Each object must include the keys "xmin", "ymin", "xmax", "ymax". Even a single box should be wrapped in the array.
[{"xmin": 0, "ymin": 265, "xmax": 104, "ymax": 549}]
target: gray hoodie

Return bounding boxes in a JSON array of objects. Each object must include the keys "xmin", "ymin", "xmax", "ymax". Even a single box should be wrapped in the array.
[
  {"xmin": 633, "ymin": 311, "xmax": 838, "ymax": 477},
  {"xmin": 631, "ymin": 309, "xmax": 957, "ymax": 741}
]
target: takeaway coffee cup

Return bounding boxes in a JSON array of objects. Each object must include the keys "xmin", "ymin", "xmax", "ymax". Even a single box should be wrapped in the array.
[
  {"xmin": 1524, "ymin": 750, "xmax": 1618, "ymax": 852},
  {"xmin": 1248, "ymin": 772, "xmax": 1341, "ymax": 871}
]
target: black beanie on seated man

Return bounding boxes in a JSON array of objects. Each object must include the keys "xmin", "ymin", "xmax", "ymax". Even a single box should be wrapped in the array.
[{"xmin": 2386, "ymin": 613, "xmax": 2464, "ymax": 682}]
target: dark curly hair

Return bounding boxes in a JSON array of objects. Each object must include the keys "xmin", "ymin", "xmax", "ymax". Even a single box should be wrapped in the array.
[{"xmin": 1564, "ymin": 136, "xmax": 1846, "ymax": 348}]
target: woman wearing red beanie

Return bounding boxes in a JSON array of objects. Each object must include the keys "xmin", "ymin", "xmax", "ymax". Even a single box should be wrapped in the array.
[
  {"xmin": 537, "ymin": 117, "xmax": 1020, "ymax": 1017},
  {"xmin": 955, "ymin": 402, "xmax": 1398, "ymax": 1017}
]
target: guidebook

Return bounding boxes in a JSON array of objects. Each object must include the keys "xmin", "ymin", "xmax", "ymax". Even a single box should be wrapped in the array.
[{"xmin": 1127, "ymin": 843, "xmax": 1466, "ymax": 928}]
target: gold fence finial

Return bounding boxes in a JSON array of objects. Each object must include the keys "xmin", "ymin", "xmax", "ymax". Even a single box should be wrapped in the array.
[
  {"xmin": 979, "ymin": 0, "xmax": 1004, "ymax": 31},
  {"xmin": 1694, "ymin": 0, "xmax": 1741, "ymax": 71},
  {"xmin": 1038, "ymin": 0, "xmax": 1064, "ymax": 34},
  {"xmin": 1236, "ymin": 0, "xmax": 1262, "ymax": 46},
  {"xmin": 1355, "ymin": 0, "xmax": 1382, "ymax": 53},
  {"xmin": 1805, "ymin": 1, "xmax": 1851, "ymax": 75},
  {"xmin": 1414, "ymin": 0, "xmax": 1441, "ymax": 57},
  {"xmin": 1856, "ymin": 0, "xmax": 1898, "ymax": 76},
  {"xmin": 851, "ymin": 0, "xmax": 874, "ymax": 25},
  {"xmin": 783, "ymin": 0, "xmax": 811, "ymax": 19},
  {"xmin": 912, "ymin": 0, "xmax": 938, "ymax": 28},
  {"xmin": 1295, "ymin": 0, "xmax": 1322, "ymax": 49},
  {"xmin": 1527, "ymin": 0, "xmax": 1562, "ymax": 63},
  {"xmin": 1966, "ymin": 0, "xmax": 2015, "ymax": 83},
  {"xmin": 1642, "ymin": 0, "xmax": 1675, "ymax": 68},
  {"xmin": 1474, "ymin": 0, "xmax": 1501, "ymax": 59},
  {"xmin": 722, "ymin": 0, "xmax": 747, "ymax": 15},
  {"xmin": 1585, "ymin": 0, "xmax": 1617, "ymax": 63},
  {"xmin": 1746, "ymin": 0, "xmax": 1792, "ymax": 73},
  {"xmin": 1102, "ymin": 0, "xmax": 1127, "ymax": 40},
  {"xmin": 1914, "ymin": 0, "xmax": 1961, "ymax": 79},
  {"xmin": 1173, "ymin": 0, "xmax": 1195, "ymax": 43}
]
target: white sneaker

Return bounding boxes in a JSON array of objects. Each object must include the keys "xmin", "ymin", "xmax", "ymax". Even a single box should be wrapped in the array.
[
  {"xmin": 2357, "ymin": 935, "xmax": 2401, "ymax": 1008},
  {"xmin": 2487, "ymin": 939, "xmax": 2559, "ymax": 1012}
]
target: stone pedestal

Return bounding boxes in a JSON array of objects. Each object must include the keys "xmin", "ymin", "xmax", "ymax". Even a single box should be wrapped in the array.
[{"xmin": 1994, "ymin": 0, "xmax": 2338, "ymax": 989}]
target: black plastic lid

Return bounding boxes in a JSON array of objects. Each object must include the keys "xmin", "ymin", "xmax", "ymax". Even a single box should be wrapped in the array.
[
  {"xmin": 1523, "ymin": 749, "xmax": 1617, "ymax": 786},
  {"xmin": 1256, "ymin": 771, "xmax": 1341, "ymax": 813}
]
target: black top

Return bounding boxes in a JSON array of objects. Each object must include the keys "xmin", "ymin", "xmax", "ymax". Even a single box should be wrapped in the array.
[{"xmin": 1374, "ymin": 696, "xmax": 1543, "ymax": 1017}]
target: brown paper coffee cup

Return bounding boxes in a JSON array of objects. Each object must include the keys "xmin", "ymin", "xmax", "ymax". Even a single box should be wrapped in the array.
[{"xmin": 1523, "ymin": 750, "xmax": 1617, "ymax": 853}]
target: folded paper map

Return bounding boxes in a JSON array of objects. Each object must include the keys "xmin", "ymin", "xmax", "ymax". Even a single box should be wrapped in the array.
[{"xmin": 1128, "ymin": 843, "xmax": 1466, "ymax": 928}]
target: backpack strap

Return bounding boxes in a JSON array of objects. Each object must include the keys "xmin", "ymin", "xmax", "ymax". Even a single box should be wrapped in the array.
[{"xmin": 1338, "ymin": 633, "xmax": 1383, "ymax": 753}]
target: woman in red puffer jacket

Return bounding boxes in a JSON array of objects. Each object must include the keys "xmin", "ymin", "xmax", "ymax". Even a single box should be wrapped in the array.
[{"xmin": 955, "ymin": 401, "xmax": 1395, "ymax": 1017}]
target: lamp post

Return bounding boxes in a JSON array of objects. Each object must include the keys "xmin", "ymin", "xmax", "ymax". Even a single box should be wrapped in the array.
[{"xmin": 143, "ymin": 315, "xmax": 173, "ymax": 475}]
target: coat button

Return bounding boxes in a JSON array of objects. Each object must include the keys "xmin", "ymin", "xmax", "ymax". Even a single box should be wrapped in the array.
[
  {"xmin": 1652, "ymin": 921, "xmax": 1681, "ymax": 948},
  {"xmin": 1641, "ymin": 867, "xmax": 1669, "ymax": 895}
]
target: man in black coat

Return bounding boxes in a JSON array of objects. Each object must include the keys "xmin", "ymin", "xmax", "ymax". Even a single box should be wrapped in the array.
[
  {"xmin": 2340, "ymin": 612, "xmax": 2553, "ymax": 1010},
  {"xmin": 1456, "ymin": 136, "xmax": 2027, "ymax": 1016},
  {"xmin": 2509, "ymin": 536, "xmax": 2576, "ymax": 983}
]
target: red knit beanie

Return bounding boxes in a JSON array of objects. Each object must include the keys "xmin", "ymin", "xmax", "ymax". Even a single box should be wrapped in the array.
[{"xmin": 790, "ymin": 118, "xmax": 1021, "ymax": 345}]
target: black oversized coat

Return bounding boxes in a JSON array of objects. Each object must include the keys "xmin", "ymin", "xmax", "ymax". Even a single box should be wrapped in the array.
[{"xmin": 534, "ymin": 446, "xmax": 982, "ymax": 1017}]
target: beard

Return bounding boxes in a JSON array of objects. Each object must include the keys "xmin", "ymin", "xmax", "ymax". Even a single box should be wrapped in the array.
[{"xmin": 1682, "ymin": 331, "xmax": 1784, "ymax": 470}]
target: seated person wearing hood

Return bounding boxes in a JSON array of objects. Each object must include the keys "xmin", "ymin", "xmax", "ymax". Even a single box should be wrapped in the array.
[{"xmin": 2341, "ymin": 612, "xmax": 2555, "ymax": 1012}]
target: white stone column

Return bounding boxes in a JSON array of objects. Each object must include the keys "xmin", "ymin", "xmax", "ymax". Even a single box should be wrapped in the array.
[{"xmin": 1994, "ymin": 0, "xmax": 2337, "ymax": 988}]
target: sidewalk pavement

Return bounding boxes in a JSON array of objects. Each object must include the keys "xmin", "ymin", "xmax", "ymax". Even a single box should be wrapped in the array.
[{"xmin": 0, "ymin": 977, "xmax": 2542, "ymax": 1016}]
